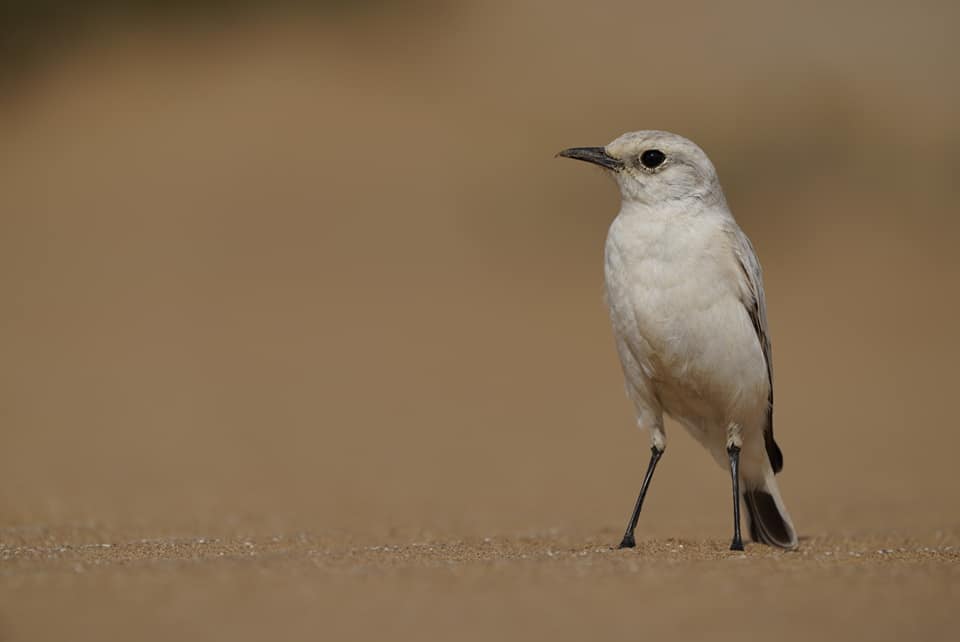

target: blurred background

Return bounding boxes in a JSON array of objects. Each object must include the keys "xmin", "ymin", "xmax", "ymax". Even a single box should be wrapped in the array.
[{"xmin": 1, "ymin": 0, "xmax": 959, "ymax": 544}]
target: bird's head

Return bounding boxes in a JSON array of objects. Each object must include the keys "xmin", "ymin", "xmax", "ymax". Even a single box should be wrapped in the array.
[{"xmin": 558, "ymin": 130, "xmax": 724, "ymax": 207}]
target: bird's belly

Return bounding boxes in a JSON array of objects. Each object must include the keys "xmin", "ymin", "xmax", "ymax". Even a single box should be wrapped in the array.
[{"xmin": 608, "ymin": 265, "xmax": 768, "ymax": 431}]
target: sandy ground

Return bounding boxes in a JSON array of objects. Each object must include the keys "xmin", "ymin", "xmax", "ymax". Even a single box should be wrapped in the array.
[
  {"xmin": 2, "ymin": 2, "xmax": 959, "ymax": 640},
  {"xmin": 2, "ymin": 526, "xmax": 958, "ymax": 641}
]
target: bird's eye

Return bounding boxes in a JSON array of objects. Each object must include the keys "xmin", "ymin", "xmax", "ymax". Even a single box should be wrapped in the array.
[{"xmin": 639, "ymin": 149, "xmax": 666, "ymax": 169}]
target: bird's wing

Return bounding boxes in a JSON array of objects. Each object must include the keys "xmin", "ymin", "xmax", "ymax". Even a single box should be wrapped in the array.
[{"xmin": 729, "ymin": 224, "xmax": 783, "ymax": 473}]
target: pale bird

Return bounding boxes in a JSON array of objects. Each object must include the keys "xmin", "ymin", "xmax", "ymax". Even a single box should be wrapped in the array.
[{"xmin": 558, "ymin": 130, "xmax": 798, "ymax": 550}]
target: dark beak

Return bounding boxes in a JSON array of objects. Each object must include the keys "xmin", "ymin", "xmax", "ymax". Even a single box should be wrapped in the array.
[{"xmin": 557, "ymin": 147, "xmax": 623, "ymax": 170}]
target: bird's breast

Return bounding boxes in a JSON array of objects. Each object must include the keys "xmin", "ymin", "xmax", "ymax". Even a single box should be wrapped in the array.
[
  {"xmin": 604, "ymin": 212, "xmax": 734, "ymax": 341},
  {"xmin": 604, "ymin": 210, "xmax": 767, "ymax": 422}
]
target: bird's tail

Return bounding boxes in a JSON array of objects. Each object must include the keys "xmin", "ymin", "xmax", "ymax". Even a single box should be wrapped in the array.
[{"xmin": 742, "ymin": 470, "xmax": 798, "ymax": 550}]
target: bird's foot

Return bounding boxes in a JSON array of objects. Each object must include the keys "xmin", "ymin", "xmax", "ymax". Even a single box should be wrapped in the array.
[
  {"xmin": 729, "ymin": 539, "xmax": 744, "ymax": 552},
  {"xmin": 618, "ymin": 534, "xmax": 636, "ymax": 549}
]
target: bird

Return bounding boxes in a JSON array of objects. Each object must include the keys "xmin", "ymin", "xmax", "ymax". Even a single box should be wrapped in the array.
[{"xmin": 558, "ymin": 130, "xmax": 798, "ymax": 551}]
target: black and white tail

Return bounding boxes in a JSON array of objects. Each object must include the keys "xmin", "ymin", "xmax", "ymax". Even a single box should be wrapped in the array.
[{"xmin": 742, "ymin": 470, "xmax": 798, "ymax": 549}]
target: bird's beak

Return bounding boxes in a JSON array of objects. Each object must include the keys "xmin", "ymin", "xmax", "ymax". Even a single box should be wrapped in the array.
[{"xmin": 557, "ymin": 147, "xmax": 623, "ymax": 170}]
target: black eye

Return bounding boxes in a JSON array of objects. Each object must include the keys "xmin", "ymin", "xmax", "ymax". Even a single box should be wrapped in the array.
[{"xmin": 640, "ymin": 149, "xmax": 666, "ymax": 169}]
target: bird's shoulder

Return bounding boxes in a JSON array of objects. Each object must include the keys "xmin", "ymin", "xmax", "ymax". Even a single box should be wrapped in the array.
[{"xmin": 722, "ymin": 220, "xmax": 774, "ymax": 384}]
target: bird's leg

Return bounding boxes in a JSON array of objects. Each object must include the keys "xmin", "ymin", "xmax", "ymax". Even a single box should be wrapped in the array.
[
  {"xmin": 726, "ymin": 444, "xmax": 745, "ymax": 551},
  {"xmin": 618, "ymin": 445, "xmax": 664, "ymax": 549}
]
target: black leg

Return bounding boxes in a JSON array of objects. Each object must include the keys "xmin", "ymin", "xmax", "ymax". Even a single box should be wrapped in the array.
[
  {"xmin": 618, "ymin": 446, "xmax": 664, "ymax": 549},
  {"xmin": 727, "ymin": 445, "xmax": 744, "ymax": 551}
]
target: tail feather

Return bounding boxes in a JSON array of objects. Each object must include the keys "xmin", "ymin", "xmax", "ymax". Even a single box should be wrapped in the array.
[{"xmin": 742, "ymin": 479, "xmax": 798, "ymax": 550}]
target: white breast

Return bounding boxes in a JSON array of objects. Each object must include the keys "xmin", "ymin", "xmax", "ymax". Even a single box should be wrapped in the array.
[{"xmin": 604, "ymin": 205, "xmax": 768, "ymax": 435}]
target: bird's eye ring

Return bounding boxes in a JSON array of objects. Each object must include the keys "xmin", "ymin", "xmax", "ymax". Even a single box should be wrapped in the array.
[{"xmin": 639, "ymin": 149, "xmax": 666, "ymax": 169}]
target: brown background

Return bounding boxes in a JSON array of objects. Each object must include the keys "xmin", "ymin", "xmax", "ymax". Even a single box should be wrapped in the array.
[{"xmin": 1, "ymin": 1, "xmax": 959, "ymax": 640}]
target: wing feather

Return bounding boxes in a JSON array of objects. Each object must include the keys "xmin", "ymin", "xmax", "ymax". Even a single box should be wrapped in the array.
[{"xmin": 729, "ymin": 225, "xmax": 783, "ymax": 473}]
